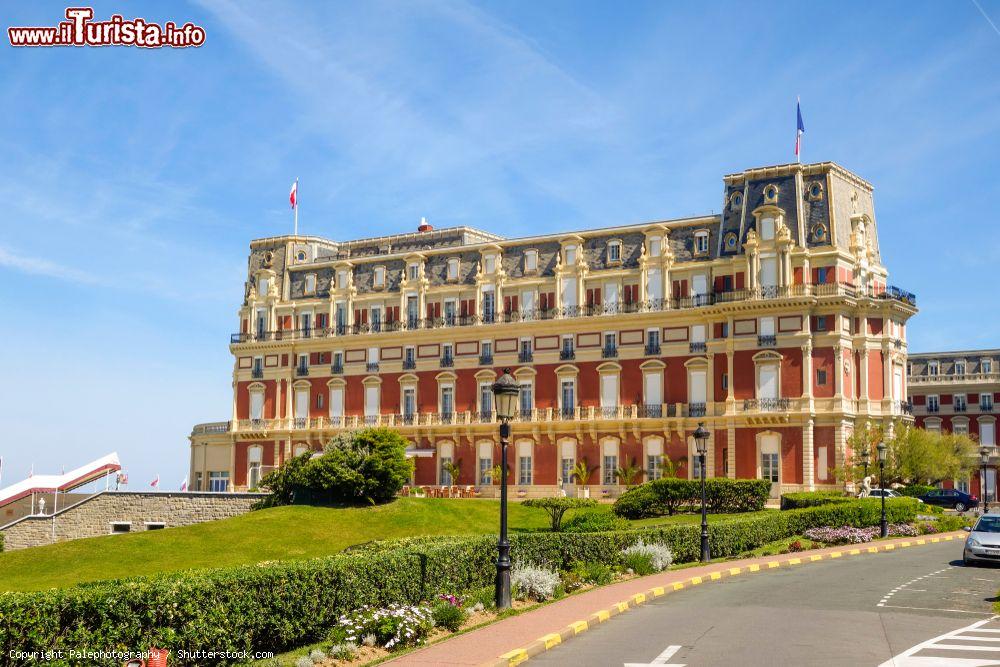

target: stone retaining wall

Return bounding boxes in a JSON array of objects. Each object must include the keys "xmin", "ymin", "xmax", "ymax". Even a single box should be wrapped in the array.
[{"xmin": 0, "ymin": 491, "xmax": 266, "ymax": 551}]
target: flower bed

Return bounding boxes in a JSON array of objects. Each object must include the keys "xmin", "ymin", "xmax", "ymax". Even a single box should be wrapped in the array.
[{"xmin": 803, "ymin": 523, "xmax": 919, "ymax": 544}]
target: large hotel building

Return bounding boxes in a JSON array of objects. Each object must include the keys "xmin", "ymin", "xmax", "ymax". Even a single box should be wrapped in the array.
[
  {"xmin": 189, "ymin": 161, "xmax": 917, "ymax": 497},
  {"xmin": 908, "ymin": 349, "xmax": 999, "ymax": 499}
]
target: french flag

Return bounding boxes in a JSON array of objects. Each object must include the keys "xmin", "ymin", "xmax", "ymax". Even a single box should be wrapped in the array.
[{"xmin": 795, "ymin": 98, "xmax": 805, "ymax": 161}]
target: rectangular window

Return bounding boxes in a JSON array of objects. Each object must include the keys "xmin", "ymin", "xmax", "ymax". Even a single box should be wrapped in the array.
[
  {"xmin": 479, "ymin": 456, "xmax": 493, "ymax": 484},
  {"xmin": 561, "ymin": 380, "xmax": 575, "ymax": 415},
  {"xmin": 485, "ymin": 256, "xmax": 496, "ymax": 274},
  {"xmin": 304, "ymin": 274, "xmax": 316, "ymax": 294},
  {"xmin": 984, "ymin": 360, "xmax": 993, "ymax": 374},
  {"xmin": 330, "ymin": 387, "xmax": 344, "ymax": 420},
  {"xmin": 928, "ymin": 395, "xmax": 940, "ymax": 412},
  {"xmin": 722, "ymin": 373, "xmax": 729, "ymax": 391},
  {"xmin": 209, "ymin": 471, "xmax": 229, "ymax": 492},
  {"xmin": 404, "ymin": 347, "xmax": 415, "ymax": 365},
  {"xmin": 955, "ymin": 394, "xmax": 967, "ymax": 411},
  {"xmin": 957, "ymin": 478, "xmax": 970, "ymax": 493},
  {"xmin": 480, "ymin": 384, "xmax": 493, "ymax": 418},
  {"xmin": 565, "ymin": 245, "xmax": 577, "ymax": 265},
  {"xmin": 644, "ymin": 373, "xmax": 662, "ymax": 406},
  {"xmin": 982, "ymin": 393, "xmax": 994, "ymax": 411},
  {"xmin": 364, "ymin": 385, "xmax": 379, "ymax": 418},
  {"xmin": 649, "ymin": 237, "xmax": 661, "ymax": 257},
  {"xmin": 928, "ymin": 361, "xmax": 939, "ymax": 376},
  {"xmin": 561, "ymin": 457, "xmax": 575, "ymax": 485},
  {"xmin": 250, "ymin": 392, "xmax": 264, "ymax": 421},
  {"xmin": 646, "ymin": 455, "xmax": 661, "ymax": 481},
  {"xmin": 519, "ymin": 383, "xmax": 533, "ymax": 416},
  {"xmin": 608, "ymin": 242, "xmax": 621, "ymax": 262},
  {"xmin": 816, "ymin": 267, "xmax": 828, "ymax": 284},
  {"xmin": 604, "ymin": 332, "xmax": 616, "ymax": 349},
  {"xmin": 258, "ymin": 277, "xmax": 270, "ymax": 297},
  {"xmin": 439, "ymin": 456, "xmax": 453, "ymax": 485},
  {"xmin": 374, "ymin": 266, "xmax": 385, "ymax": 287},
  {"xmin": 403, "ymin": 388, "xmax": 416, "ymax": 418},
  {"xmin": 337, "ymin": 270, "xmax": 348, "ymax": 289},
  {"xmin": 816, "ymin": 316, "xmax": 827, "ymax": 331},
  {"xmin": 447, "ymin": 258, "xmax": 459, "ymax": 280},
  {"xmin": 408, "ymin": 263, "xmax": 419, "ymax": 280},
  {"xmin": 441, "ymin": 386, "xmax": 454, "ymax": 417},
  {"xmin": 695, "ymin": 233, "xmax": 709, "ymax": 254},
  {"xmin": 981, "ymin": 422, "xmax": 996, "ymax": 446},
  {"xmin": 817, "ymin": 446, "xmax": 829, "ymax": 481},
  {"xmin": 600, "ymin": 374, "xmax": 619, "ymax": 409},
  {"xmin": 481, "ymin": 341, "xmax": 493, "ymax": 358},
  {"xmin": 603, "ymin": 455, "xmax": 618, "ymax": 485},
  {"xmin": 443, "ymin": 300, "xmax": 457, "ymax": 325},
  {"xmin": 525, "ymin": 250, "xmax": 538, "ymax": 272},
  {"xmin": 816, "ymin": 369, "xmax": 828, "ymax": 386},
  {"xmin": 722, "ymin": 448, "xmax": 729, "ymax": 476},
  {"xmin": 482, "ymin": 290, "xmax": 496, "ymax": 321},
  {"xmin": 647, "ymin": 329, "xmax": 660, "ymax": 348},
  {"xmin": 110, "ymin": 522, "xmax": 131, "ymax": 534},
  {"xmin": 955, "ymin": 361, "xmax": 967, "ymax": 376},
  {"xmin": 518, "ymin": 456, "xmax": 532, "ymax": 485}
]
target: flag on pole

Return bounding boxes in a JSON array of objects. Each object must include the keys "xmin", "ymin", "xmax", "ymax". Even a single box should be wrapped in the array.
[
  {"xmin": 289, "ymin": 179, "xmax": 298, "ymax": 209},
  {"xmin": 28, "ymin": 463, "xmax": 33, "ymax": 478},
  {"xmin": 150, "ymin": 474, "xmax": 159, "ymax": 489},
  {"xmin": 180, "ymin": 477, "xmax": 188, "ymax": 492},
  {"xmin": 795, "ymin": 97, "xmax": 805, "ymax": 161}
]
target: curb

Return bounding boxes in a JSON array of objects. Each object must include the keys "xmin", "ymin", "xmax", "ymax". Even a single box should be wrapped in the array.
[{"xmin": 489, "ymin": 533, "xmax": 962, "ymax": 667}]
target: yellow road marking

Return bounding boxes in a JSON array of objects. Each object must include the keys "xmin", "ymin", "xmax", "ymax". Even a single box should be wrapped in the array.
[
  {"xmin": 500, "ymin": 649, "xmax": 528, "ymax": 666},
  {"xmin": 809, "ymin": 555, "xmax": 823, "ymax": 561},
  {"xmin": 673, "ymin": 582, "xmax": 685, "ymax": 590},
  {"xmin": 614, "ymin": 602, "xmax": 628, "ymax": 613},
  {"xmin": 830, "ymin": 552, "xmax": 842, "ymax": 558},
  {"xmin": 569, "ymin": 621, "xmax": 588, "ymax": 634},
  {"xmin": 690, "ymin": 576, "xmax": 703, "ymax": 585},
  {"xmin": 632, "ymin": 593, "xmax": 646, "ymax": 604},
  {"xmin": 540, "ymin": 633, "xmax": 561, "ymax": 649},
  {"xmin": 788, "ymin": 557, "xmax": 802, "ymax": 565},
  {"xmin": 883, "ymin": 544, "xmax": 895, "ymax": 551},
  {"xmin": 767, "ymin": 561, "xmax": 780, "ymax": 569},
  {"xmin": 594, "ymin": 609, "xmax": 610, "ymax": 622},
  {"xmin": 651, "ymin": 586, "xmax": 665, "ymax": 596},
  {"xmin": 749, "ymin": 564, "xmax": 760, "ymax": 572},
  {"xmin": 848, "ymin": 548, "xmax": 861, "ymax": 555},
  {"xmin": 729, "ymin": 567, "xmax": 742, "ymax": 576},
  {"xmin": 710, "ymin": 572, "xmax": 722, "ymax": 580}
]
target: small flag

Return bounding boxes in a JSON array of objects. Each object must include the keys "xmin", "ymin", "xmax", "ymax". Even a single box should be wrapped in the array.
[
  {"xmin": 795, "ymin": 97, "xmax": 805, "ymax": 161},
  {"xmin": 289, "ymin": 179, "xmax": 298, "ymax": 209},
  {"xmin": 28, "ymin": 463, "xmax": 33, "ymax": 478},
  {"xmin": 180, "ymin": 477, "xmax": 188, "ymax": 492},
  {"xmin": 150, "ymin": 474, "xmax": 159, "ymax": 489}
]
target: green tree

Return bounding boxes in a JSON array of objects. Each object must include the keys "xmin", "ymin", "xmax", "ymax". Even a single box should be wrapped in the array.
[
  {"xmin": 522, "ymin": 497, "xmax": 597, "ymax": 531},
  {"xmin": 442, "ymin": 460, "xmax": 462, "ymax": 485},
  {"xmin": 570, "ymin": 459, "xmax": 595, "ymax": 486},
  {"xmin": 256, "ymin": 427, "xmax": 414, "ymax": 507}
]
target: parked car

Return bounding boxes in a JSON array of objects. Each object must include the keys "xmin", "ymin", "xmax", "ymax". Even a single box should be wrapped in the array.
[
  {"xmin": 868, "ymin": 488, "xmax": 923, "ymax": 503},
  {"xmin": 963, "ymin": 514, "xmax": 1000, "ymax": 565},
  {"xmin": 919, "ymin": 488, "xmax": 977, "ymax": 512}
]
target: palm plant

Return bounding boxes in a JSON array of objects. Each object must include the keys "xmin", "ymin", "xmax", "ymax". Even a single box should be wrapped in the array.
[
  {"xmin": 615, "ymin": 458, "xmax": 643, "ymax": 487},
  {"xmin": 570, "ymin": 459, "xmax": 594, "ymax": 486},
  {"xmin": 658, "ymin": 453, "xmax": 685, "ymax": 479},
  {"xmin": 442, "ymin": 460, "xmax": 461, "ymax": 485}
]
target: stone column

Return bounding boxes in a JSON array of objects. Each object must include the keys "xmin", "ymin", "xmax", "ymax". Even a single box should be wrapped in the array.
[
  {"xmin": 802, "ymin": 419, "xmax": 815, "ymax": 491},
  {"xmin": 727, "ymin": 423, "xmax": 737, "ymax": 479}
]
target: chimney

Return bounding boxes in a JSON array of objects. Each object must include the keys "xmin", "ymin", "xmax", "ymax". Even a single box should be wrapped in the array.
[{"xmin": 417, "ymin": 216, "xmax": 433, "ymax": 232}]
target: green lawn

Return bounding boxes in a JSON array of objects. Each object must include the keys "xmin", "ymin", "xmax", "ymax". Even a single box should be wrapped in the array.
[
  {"xmin": 0, "ymin": 499, "xmax": 551, "ymax": 591},
  {"xmin": 0, "ymin": 499, "xmax": 774, "ymax": 592}
]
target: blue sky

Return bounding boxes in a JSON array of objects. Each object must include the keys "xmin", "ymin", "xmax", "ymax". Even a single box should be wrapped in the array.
[{"xmin": 1, "ymin": 1, "xmax": 998, "ymax": 489}]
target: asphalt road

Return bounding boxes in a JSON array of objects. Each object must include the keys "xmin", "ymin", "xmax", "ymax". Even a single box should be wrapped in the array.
[{"xmin": 532, "ymin": 541, "xmax": 1000, "ymax": 667}]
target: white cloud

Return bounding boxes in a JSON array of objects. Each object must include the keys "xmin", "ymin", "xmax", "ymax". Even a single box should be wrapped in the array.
[{"xmin": 0, "ymin": 244, "xmax": 101, "ymax": 285}]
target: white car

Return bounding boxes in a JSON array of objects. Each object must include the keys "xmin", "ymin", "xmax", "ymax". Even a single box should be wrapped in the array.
[
  {"xmin": 963, "ymin": 514, "xmax": 1000, "ymax": 565},
  {"xmin": 868, "ymin": 488, "xmax": 923, "ymax": 503}
]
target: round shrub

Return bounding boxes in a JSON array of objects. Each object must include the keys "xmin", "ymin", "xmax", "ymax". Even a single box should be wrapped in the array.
[
  {"xmin": 511, "ymin": 564, "xmax": 560, "ymax": 601},
  {"xmin": 431, "ymin": 601, "xmax": 467, "ymax": 632},
  {"xmin": 612, "ymin": 484, "xmax": 659, "ymax": 519}
]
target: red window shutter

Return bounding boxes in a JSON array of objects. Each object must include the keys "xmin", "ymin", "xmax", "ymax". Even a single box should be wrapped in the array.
[
  {"xmin": 540, "ymin": 293, "xmax": 549, "ymax": 310},
  {"xmin": 811, "ymin": 268, "xmax": 819, "ymax": 285},
  {"xmin": 504, "ymin": 296, "xmax": 512, "ymax": 312},
  {"xmin": 735, "ymin": 272, "xmax": 745, "ymax": 289},
  {"xmin": 460, "ymin": 300, "xmax": 469, "ymax": 317},
  {"xmin": 511, "ymin": 295, "xmax": 518, "ymax": 311},
  {"xmin": 354, "ymin": 309, "xmax": 362, "ymax": 325},
  {"xmin": 426, "ymin": 304, "xmax": 434, "ymax": 319},
  {"xmin": 682, "ymin": 280, "xmax": 689, "ymax": 298},
  {"xmin": 672, "ymin": 281, "xmax": 680, "ymax": 298},
  {"xmin": 434, "ymin": 302, "xmax": 441, "ymax": 318},
  {"xmin": 283, "ymin": 315, "xmax": 293, "ymax": 330},
  {"xmin": 361, "ymin": 309, "xmax": 368, "ymax": 324},
  {"xmin": 713, "ymin": 276, "xmax": 724, "ymax": 292},
  {"xmin": 241, "ymin": 319, "xmax": 248, "ymax": 333},
  {"xmin": 310, "ymin": 352, "xmax": 320, "ymax": 365},
  {"xmin": 714, "ymin": 323, "xmax": 722, "ymax": 338}
]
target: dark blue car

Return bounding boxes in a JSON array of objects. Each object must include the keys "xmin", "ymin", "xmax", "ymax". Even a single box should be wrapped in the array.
[{"xmin": 919, "ymin": 488, "xmax": 978, "ymax": 512}]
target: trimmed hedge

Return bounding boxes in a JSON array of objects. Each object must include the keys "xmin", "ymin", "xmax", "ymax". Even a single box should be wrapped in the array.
[
  {"xmin": 0, "ymin": 499, "xmax": 919, "ymax": 666},
  {"xmin": 613, "ymin": 478, "xmax": 771, "ymax": 519},
  {"xmin": 898, "ymin": 484, "xmax": 935, "ymax": 498},
  {"xmin": 779, "ymin": 491, "xmax": 851, "ymax": 510}
]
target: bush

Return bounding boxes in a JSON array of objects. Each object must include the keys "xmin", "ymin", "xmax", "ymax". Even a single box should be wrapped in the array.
[
  {"xmin": 568, "ymin": 561, "xmax": 614, "ymax": 586},
  {"xmin": 613, "ymin": 478, "xmax": 771, "ymax": 518},
  {"xmin": 623, "ymin": 551, "xmax": 655, "ymax": 575},
  {"xmin": 256, "ymin": 428, "xmax": 414, "ymax": 508},
  {"xmin": 511, "ymin": 564, "xmax": 561, "ymax": 601},
  {"xmin": 333, "ymin": 604, "xmax": 433, "ymax": 651},
  {"xmin": 780, "ymin": 491, "xmax": 850, "ymax": 510},
  {"xmin": 562, "ymin": 509, "xmax": 630, "ymax": 533},
  {"xmin": 621, "ymin": 541, "xmax": 673, "ymax": 572},
  {"xmin": 0, "ymin": 499, "xmax": 918, "ymax": 666},
  {"xmin": 803, "ymin": 523, "xmax": 919, "ymax": 544},
  {"xmin": 431, "ymin": 600, "xmax": 467, "ymax": 632},
  {"xmin": 522, "ymin": 497, "xmax": 597, "ymax": 531}
]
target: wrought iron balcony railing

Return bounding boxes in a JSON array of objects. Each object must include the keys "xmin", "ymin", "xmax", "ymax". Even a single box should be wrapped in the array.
[
  {"xmin": 688, "ymin": 402, "xmax": 707, "ymax": 417},
  {"xmin": 982, "ymin": 403, "xmax": 995, "ymax": 413},
  {"xmin": 638, "ymin": 404, "xmax": 663, "ymax": 418},
  {"xmin": 479, "ymin": 354, "xmax": 493, "ymax": 366},
  {"xmin": 644, "ymin": 343, "xmax": 661, "ymax": 356},
  {"xmin": 601, "ymin": 346, "xmax": 618, "ymax": 359},
  {"xmin": 518, "ymin": 351, "xmax": 534, "ymax": 363},
  {"xmin": 440, "ymin": 356, "xmax": 454, "ymax": 368},
  {"xmin": 366, "ymin": 362, "xmax": 380, "ymax": 373},
  {"xmin": 331, "ymin": 362, "xmax": 344, "ymax": 374},
  {"xmin": 560, "ymin": 348, "xmax": 576, "ymax": 360},
  {"xmin": 689, "ymin": 342, "xmax": 707, "ymax": 354},
  {"xmin": 232, "ymin": 281, "xmax": 917, "ymax": 345},
  {"xmin": 251, "ymin": 366, "xmax": 264, "ymax": 379},
  {"xmin": 757, "ymin": 335, "xmax": 777, "ymax": 347},
  {"xmin": 295, "ymin": 364, "xmax": 309, "ymax": 377},
  {"xmin": 402, "ymin": 358, "xmax": 416, "ymax": 370}
]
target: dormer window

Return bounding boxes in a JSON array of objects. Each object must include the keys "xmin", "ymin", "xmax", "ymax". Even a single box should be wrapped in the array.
[
  {"xmin": 955, "ymin": 361, "xmax": 966, "ymax": 376},
  {"xmin": 928, "ymin": 361, "xmax": 939, "ymax": 376},
  {"xmin": 447, "ymin": 258, "xmax": 460, "ymax": 281},
  {"xmin": 337, "ymin": 269, "xmax": 348, "ymax": 289},
  {"xmin": 984, "ymin": 359, "xmax": 993, "ymax": 374},
  {"xmin": 607, "ymin": 240, "xmax": 622, "ymax": 264},
  {"xmin": 759, "ymin": 216, "xmax": 775, "ymax": 241},
  {"xmin": 304, "ymin": 273, "xmax": 316, "ymax": 295},
  {"xmin": 763, "ymin": 184, "xmax": 779, "ymax": 203},
  {"xmin": 724, "ymin": 232, "xmax": 738, "ymax": 251},
  {"xmin": 524, "ymin": 249, "xmax": 538, "ymax": 272},
  {"xmin": 694, "ymin": 231, "xmax": 710, "ymax": 255},
  {"xmin": 731, "ymin": 191, "xmax": 743, "ymax": 209},
  {"xmin": 297, "ymin": 250, "xmax": 307, "ymax": 262},
  {"xmin": 808, "ymin": 182, "xmax": 824, "ymax": 201},
  {"xmin": 648, "ymin": 237, "xmax": 661, "ymax": 258},
  {"xmin": 484, "ymin": 255, "xmax": 496, "ymax": 274},
  {"xmin": 565, "ymin": 245, "xmax": 577, "ymax": 265},
  {"xmin": 408, "ymin": 263, "xmax": 419, "ymax": 280},
  {"xmin": 258, "ymin": 276, "xmax": 270, "ymax": 297},
  {"xmin": 374, "ymin": 266, "xmax": 386, "ymax": 288}
]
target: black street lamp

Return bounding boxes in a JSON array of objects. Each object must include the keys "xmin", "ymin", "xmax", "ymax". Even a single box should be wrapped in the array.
[
  {"xmin": 980, "ymin": 446, "xmax": 991, "ymax": 513},
  {"xmin": 877, "ymin": 441, "xmax": 888, "ymax": 538},
  {"xmin": 693, "ymin": 422, "xmax": 711, "ymax": 562},
  {"xmin": 491, "ymin": 368, "xmax": 520, "ymax": 609}
]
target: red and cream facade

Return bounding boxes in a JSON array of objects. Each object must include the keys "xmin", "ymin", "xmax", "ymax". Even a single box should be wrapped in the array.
[
  {"xmin": 189, "ymin": 161, "xmax": 917, "ymax": 497},
  {"xmin": 908, "ymin": 349, "xmax": 999, "ymax": 498}
]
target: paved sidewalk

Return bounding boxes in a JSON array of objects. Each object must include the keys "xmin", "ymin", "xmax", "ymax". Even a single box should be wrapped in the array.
[{"xmin": 385, "ymin": 532, "xmax": 966, "ymax": 666}]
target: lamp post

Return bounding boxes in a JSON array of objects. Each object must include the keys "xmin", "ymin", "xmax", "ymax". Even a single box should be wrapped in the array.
[
  {"xmin": 491, "ymin": 368, "xmax": 520, "ymax": 609},
  {"xmin": 980, "ymin": 446, "xmax": 991, "ymax": 514},
  {"xmin": 877, "ymin": 441, "xmax": 888, "ymax": 538},
  {"xmin": 693, "ymin": 422, "xmax": 711, "ymax": 562}
]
